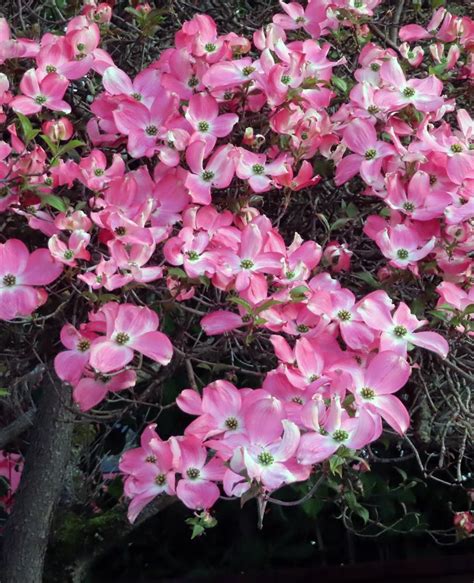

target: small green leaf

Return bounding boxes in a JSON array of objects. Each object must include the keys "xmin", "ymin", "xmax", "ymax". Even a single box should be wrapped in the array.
[
  {"xmin": 167, "ymin": 267, "xmax": 187, "ymax": 279},
  {"xmin": 0, "ymin": 388, "xmax": 9, "ymax": 397},
  {"xmin": 331, "ymin": 75, "xmax": 348, "ymax": 94},
  {"xmin": 56, "ymin": 140, "xmax": 85, "ymax": 158},
  {"xmin": 290, "ymin": 285, "xmax": 309, "ymax": 301},
  {"xmin": 41, "ymin": 194, "xmax": 69, "ymax": 212},
  {"xmin": 353, "ymin": 272, "xmax": 381, "ymax": 289},
  {"xmin": 345, "ymin": 491, "xmax": 369, "ymax": 524},
  {"xmin": 228, "ymin": 296, "xmax": 254, "ymax": 313}
]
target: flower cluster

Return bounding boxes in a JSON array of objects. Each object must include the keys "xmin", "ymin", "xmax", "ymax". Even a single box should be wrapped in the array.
[{"xmin": 0, "ymin": 0, "xmax": 471, "ymax": 524}]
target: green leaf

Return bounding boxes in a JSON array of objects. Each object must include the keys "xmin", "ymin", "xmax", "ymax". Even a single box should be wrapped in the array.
[
  {"xmin": 0, "ymin": 388, "xmax": 9, "ymax": 397},
  {"xmin": 345, "ymin": 202, "xmax": 359, "ymax": 218},
  {"xmin": 329, "ymin": 454, "xmax": 345, "ymax": 477},
  {"xmin": 40, "ymin": 134, "xmax": 59, "ymax": 156},
  {"xmin": 256, "ymin": 299, "xmax": 282, "ymax": 314},
  {"xmin": 167, "ymin": 267, "xmax": 187, "ymax": 279},
  {"xmin": 16, "ymin": 112, "xmax": 33, "ymax": 139},
  {"xmin": 330, "ymin": 217, "xmax": 352, "ymax": 231},
  {"xmin": 228, "ymin": 296, "xmax": 254, "ymax": 313},
  {"xmin": 289, "ymin": 285, "xmax": 309, "ymax": 301},
  {"xmin": 316, "ymin": 213, "xmax": 331, "ymax": 233},
  {"xmin": 17, "ymin": 112, "xmax": 41, "ymax": 144},
  {"xmin": 56, "ymin": 140, "xmax": 85, "ymax": 158},
  {"xmin": 353, "ymin": 272, "xmax": 381, "ymax": 289},
  {"xmin": 345, "ymin": 491, "xmax": 369, "ymax": 524},
  {"xmin": 41, "ymin": 194, "xmax": 69, "ymax": 212},
  {"xmin": 331, "ymin": 75, "xmax": 348, "ymax": 94},
  {"xmin": 463, "ymin": 304, "xmax": 474, "ymax": 315}
]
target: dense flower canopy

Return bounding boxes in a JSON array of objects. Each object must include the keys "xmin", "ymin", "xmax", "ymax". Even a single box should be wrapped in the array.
[{"xmin": 0, "ymin": 0, "xmax": 472, "ymax": 531}]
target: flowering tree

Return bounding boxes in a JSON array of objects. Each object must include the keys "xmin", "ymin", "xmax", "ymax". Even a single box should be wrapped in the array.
[{"xmin": 0, "ymin": 0, "xmax": 472, "ymax": 580}]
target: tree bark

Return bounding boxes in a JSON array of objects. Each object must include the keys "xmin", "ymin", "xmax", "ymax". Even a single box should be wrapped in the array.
[{"xmin": 1, "ymin": 383, "xmax": 74, "ymax": 583}]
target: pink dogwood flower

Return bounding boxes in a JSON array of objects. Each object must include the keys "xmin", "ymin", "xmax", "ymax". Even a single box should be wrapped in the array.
[
  {"xmin": 185, "ymin": 141, "xmax": 235, "ymax": 204},
  {"xmin": 113, "ymin": 92, "xmax": 178, "ymax": 158},
  {"xmin": 375, "ymin": 224, "xmax": 436, "ymax": 270},
  {"xmin": 0, "ymin": 239, "xmax": 62, "ymax": 321},
  {"xmin": 11, "ymin": 69, "xmax": 71, "ymax": 115},
  {"xmin": 120, "ymin": 428, "xmax": 176, "ymax": 522},
  {"xmin": 171, "ymin": 436, "xmax": 225, "ymax": 510},
  {"xmin": 376, "ymin": 58, "xmax": 444, "ymax": 113},
  {"xmin": 73, "ymin": 369, "xmax": 137, "ymax": 411},
  {"xmin": 346, "ymin": 351, "xmax": 412, "ymax": 434},
  {"xmin": 185, "ymin": 93, "xmax": 238, "ymax": 155},
  {"xmin": 54, "ymin": 323, "xmax": 97, "ymax": 385},
  {"xmin": 235, "ymin": 149, "xmax": 288, "ymax": 193},
  {"xmin": 48, "ymin": 230, "xmax": 91, "ymax": 267},
  {"xmin": 89, "ymin": 303, "xmax": 173, "ymax": 373},
  {"xmin": 358, "ymin": 293, "xmax": 449, "ymax": 358},
  {"xmin": 335, "ymin": 118, "xmax": 394, "ymax": 186},
  {"xmin": 297, "ymin": 396, "xmax": 380, "ymax": 465}
]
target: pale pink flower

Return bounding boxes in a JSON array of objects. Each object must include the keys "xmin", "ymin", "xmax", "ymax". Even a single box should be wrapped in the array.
[
  {"xmin": 185, "ymin": 93, "xmax": 238, "ymax": 155},
  {"xmin": 358, "ymin": 292, "xmax": 449, "ymax": 358},
  {"xmin": 89, "ymin": 303, "xmax": 173, "ymax": 373},
  {"xmin": 11, "ymin": 69, "xmax": 71, "ymax": 115},
  {"xmin": 0, "ymin": 239, "xmax": 62, "ymax": 321},
  {"xmin": 171, "ymin": 436, "xmax": 225, "ymax": 510}
]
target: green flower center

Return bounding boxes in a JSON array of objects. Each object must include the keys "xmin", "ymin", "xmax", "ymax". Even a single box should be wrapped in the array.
[
  {"xmin": 370, "ymin": 63, "xmax": 380, "ymax": 72},
  {"xmin": 360, "ymin": 387, "xmax": 375, "ymax": 400},
  {"xmin": 309, "ymin": 374, "xmax": 320, "ymax": 382},
  {"xmin": 450, "ymin": 144, "xmax": 463, "ymax": 154},
  {"xmin": 332, "ymin": 429, "xmax": 349, "ymax": 442},
  {"xmin": 46, "ymin": 65, "xmax": 57, "ymax": 73},
  {"xmin": 403, "ymin": 202, "xmax": 415, "ymax": 212},
  {"xmin": 77, "ymin": 43, "xmax": 85, "ymax": 51},
  {"xmin": 396, "ymin": 248, "xmax": 409, "ymax": 260},
  {"xmin": 145, "ymin": 125, "xmax": 158, "ymax": 136},
  {"xmin": 252, "ymin": 164, "xmax": 265, "ymax": 175},
  {"xmin": 201, "ymin": 170, "xmax": 215, "ymax": 182},
  {"xmin": 281, "ymin": 75, "xmax": 291, "ymax": 85},
  {"xmin": 337, "ymin": 309, "xmax": 352, "ymax": 321},
  {"xmin": 295, "ymin": 16, "xmax": 306, "ymax": 24},
  {"xmin": 115, "ymin": 332, "xmax": 130, "ymax": 345},
  {"xmin": 131, "ymin": 92, "xmax": 142, "ymax": 101},
  {"xmin": 296, "ymin": 324, "xmax": 309, "ymax": 333},
  {"xmin": 186, "ymin": 250, "xmax": 200, "ymax": 261},
  {"xmin": 240, "ymin": 259, "xmax": 254, "ymax": 269},
  {"xmin": 257, "ymin": 452, "xmax": 274, "ymax": 466},
  {"xmin": 94, "ymin": 168, "xmax": 105, "ymax": 177},
  {"xmin": 63, "ymin": 249, "xmax": 74, "ymax": 260},
  {"xmin": 2, "ymin": 274, "xmax": 16, "ymax": 287},
  {"xmin": 35, "ymin": 95, "xmax": 47, "ymax": 105},
  {"xmin": 205, "ymin": 43, "xmax": 217, "ymax": 52},
  {"xmin": 242, "ymin": 66, "xmax": 256, "ymax": 76},
  {"xmin": 367, "ymin": 105, "xmax": 379, "ymax": 114},
  {"xmin": 186, "ymin": 467, "xmax": 200, "ymax": 480},
  {"xmin": 429, "ymin": 175, "xmax": 437, "ymax": 185},
  {"xmin": 402, "ymin": 87, "xmax": 415, "ymax": 98},
  {"xmin": 146, "ymin": 455, "xmax": 157, "ymax": 463},
  {"xmin": 365, "ymin": 149, "xmax": 377, "ymax": 160},
  {"xmin": 155, "ymin": 473, "xmax": 167, "ymax": 485},
  {"xmin": 223, "ymin": 91, "xmax": 234, "ymax": 100},
  {"xmin": 114, "ymin": 226, "xmax": 127, "ymax": 237},
  {"xmin": 77, "ymin": 339, "xmax": 91, "ymax": 352},
  {"xmin": 224, "ymin": 417, "xmax": 239, "ymax": 430},
  {"xmin": 285, "ymin": 271, "xmax": 295, "ymax": 279},
  {"xmin": 292, "ymin": 396, "xmax": 304, "ymax": 405},
  {"xmin": 354, "ymin": 0, "xmax": 364, "ymax": 8},
  {"xmin": 198, "ymin": 121, "xmax": 210, "ymax": 132},
  {"xmin": 393, "ymin": 325, "xmax": 408, "ymax": 337},
  {"xmin": 188, "ymin": 76, "xmax": 199, "ymax": 88}
]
